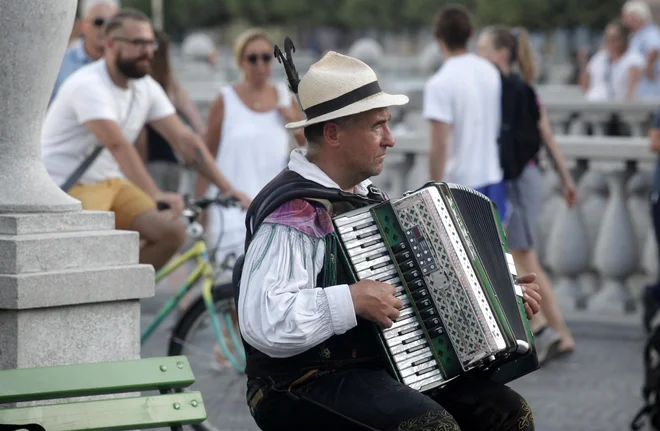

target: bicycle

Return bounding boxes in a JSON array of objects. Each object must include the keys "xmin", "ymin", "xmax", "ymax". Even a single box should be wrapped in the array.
[{"xmin": 140, "ymin": 195, "xmax": 246, "ymax": 431}]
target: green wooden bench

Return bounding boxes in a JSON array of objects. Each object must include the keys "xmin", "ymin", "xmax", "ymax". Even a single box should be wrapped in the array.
[{"xmin": 0, "ymin": 356, "xmax": 206, "ymax": 431}]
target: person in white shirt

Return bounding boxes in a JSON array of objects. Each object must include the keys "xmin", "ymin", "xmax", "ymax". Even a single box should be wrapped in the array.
[
  {"xmin": 622, "ymin": 0, "xmax": 660, "ymax": 98},
  {"xmin": 41, "ymin": 8, "xmax": 250, "ymax": 271},
  {"xmin": 235, "ymin": 48, "xmax": 542, "ymax": 431},
  {"xmin": 582, "ymin": 20, "xmax": 645, "ymax": 101},
  {"xmin": 424, "ymin": 4, "xmax": 508, "ymax": 224}
]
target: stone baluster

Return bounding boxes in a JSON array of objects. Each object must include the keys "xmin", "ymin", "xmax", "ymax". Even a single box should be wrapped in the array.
[
  {"xmin": 537, "ymin": 168, "xmax": 562, "ymax": 271},
  {"xmin": 619, "ymin": 112, "xmax": 647, "ymax": 137},
  {"xmin": 0, "ymin": 0, "xmax": 153, "ymax": 372},
  {"xmin": 624, "ymin": 168, "xmax": 653, "ymax": 305},
  {"xmin": 543, "ymin": 170, "xmax": 591, "ymax": 311},
  {"xmin": 575, "ymin": 167, "xmax": 609, "ymax": 307},
  {"xmin": 590, "ymin": 167, "xmax": 639, "ymax": 313}
]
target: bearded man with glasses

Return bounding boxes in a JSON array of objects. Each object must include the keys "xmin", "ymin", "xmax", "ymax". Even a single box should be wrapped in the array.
[
  {"xmin": 41, "ymin": 8, "xmax": 251, "ymax": 272},
  {"xmin": 51, "ymin": 0, "xmax": 119, "ymax": 102}
]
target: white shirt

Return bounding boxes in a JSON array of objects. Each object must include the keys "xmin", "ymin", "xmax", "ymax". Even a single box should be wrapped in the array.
[
  {"xmin": 238, "ymin": 149, "xmax": 372, "ymax": 358},
  {"xmin": 629, "ymin": 23, "xmax": 660, "ymax": 98},
  {"xmin": 41, "ymin": 59, "xmax": 175, "ymax": 186},
  {"xmin": 206, "ymin": 84, "xmax": 292, "ymax": 264},
  {"xmin": 586, "ymin": 49, "xmax": 645, "ymax": 100},
  {"xmin": 423, "ymin": 53, "xmax": 503, "ymax": 189}
]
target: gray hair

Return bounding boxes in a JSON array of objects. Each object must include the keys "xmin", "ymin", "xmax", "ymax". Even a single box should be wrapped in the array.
[
  {"xmin": 80, "ymin": 0, "xmax": 120, "ymax": 17},
  {"xmin": 623, "ymin": 0, "xmax": 652, "ymax": 21}
]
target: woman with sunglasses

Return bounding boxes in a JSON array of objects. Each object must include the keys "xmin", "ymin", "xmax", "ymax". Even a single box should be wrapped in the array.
[{"xmin": 196, "ymin": 28, "xmax": 305, "ymax": 268}]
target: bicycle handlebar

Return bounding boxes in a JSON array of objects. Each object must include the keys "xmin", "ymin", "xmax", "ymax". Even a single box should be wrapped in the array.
[{"xmin": 156, "ymin": 194, "xmax": 240, "ymax": 223}]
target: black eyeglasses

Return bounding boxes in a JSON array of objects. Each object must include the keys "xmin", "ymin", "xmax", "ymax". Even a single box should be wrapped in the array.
[
  {"xmin": 92, "ymin": 17, "xmax": 106, "ymax": 27},
  {"xmin": 246, "ymin": 53, "xmax": 272, "ymax": 64},
  {"xmin": 113, "ymin": 37, "xmax": 159, "ymax": 51}
]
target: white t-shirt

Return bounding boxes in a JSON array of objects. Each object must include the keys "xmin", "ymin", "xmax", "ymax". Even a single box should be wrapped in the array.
[
  {"xmin": 41, "ymin": 59, "xmax": 176, "ymax": 186},
  {"xmin": 423, "ymin": 53, "xmax": 503, "ymax": 189},
  {"xmin": 629, "ymin": 23, "xmax": 660, "ymax": 98},
  {"xmin": 586, "ymin": 49, "xmax": 645, "ymax": 100}
]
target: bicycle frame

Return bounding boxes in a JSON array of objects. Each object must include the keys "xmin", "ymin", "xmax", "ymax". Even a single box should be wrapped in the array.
[
  {"xmin": 140, "ymin": 240, "xmax": 213, "ymax": 343},
  {"xmin": 140, "ymin": 238, "xmax": 246, "ymax": 371}
]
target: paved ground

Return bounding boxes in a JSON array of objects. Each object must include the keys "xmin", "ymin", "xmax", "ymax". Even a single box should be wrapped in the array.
[{"xmin": 140, "ymin": 287, "xmax": 649, "ymax": 431}]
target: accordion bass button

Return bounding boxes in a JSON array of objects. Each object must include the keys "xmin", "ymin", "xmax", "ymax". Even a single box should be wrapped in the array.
[
  {"xmin": 403, "ymin": 268, "xmax": 422, "ymax": 282},
  {"xmin": 394, "ymin": 249, "xmax": 413, "ymax": 262}
]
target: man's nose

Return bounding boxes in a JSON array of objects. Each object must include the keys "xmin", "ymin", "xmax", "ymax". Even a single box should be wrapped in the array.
[{"xmin": 382, "ymin": 124, "xmax": 395, "ymax": 147}]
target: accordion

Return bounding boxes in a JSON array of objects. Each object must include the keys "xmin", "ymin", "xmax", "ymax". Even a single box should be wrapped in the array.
[{"xmin": 333, "ymin": 182, "xmax": 539, "ymax": 393}]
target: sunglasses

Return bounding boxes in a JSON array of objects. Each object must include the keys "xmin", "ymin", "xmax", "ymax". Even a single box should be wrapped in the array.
[
  {"xmin": 92, "ymin": 17, "xmax": 107, "ymax": 27},
  {"xmin": 246, "ymin": 53, "xmax": 272, "ymax": 64}
]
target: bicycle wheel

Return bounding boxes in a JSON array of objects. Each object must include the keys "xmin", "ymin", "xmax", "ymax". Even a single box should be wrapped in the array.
[{"xmin": 168, "ymin": 282, "xmax": 246, "ymax": 431}]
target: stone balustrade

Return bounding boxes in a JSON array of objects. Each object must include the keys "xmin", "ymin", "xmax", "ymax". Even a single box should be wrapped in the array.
[{"xmin": 380, "ymin": 131, "xmax": 658, "ymax": 315}]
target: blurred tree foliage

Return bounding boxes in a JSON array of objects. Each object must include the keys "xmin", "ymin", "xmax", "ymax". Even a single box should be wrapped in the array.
[{"xmin": 119, "ymin": 0, "xmax": 627, "ymax": 33}]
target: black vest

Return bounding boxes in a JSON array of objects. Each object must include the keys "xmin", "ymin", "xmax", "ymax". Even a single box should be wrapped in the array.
[{"xmin": 237, "ymin": 169, "xmax": 389, "ymax": 378}]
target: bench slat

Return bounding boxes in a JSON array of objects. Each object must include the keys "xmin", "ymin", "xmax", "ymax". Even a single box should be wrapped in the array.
[
  {"xmin": 0, "ymin": 356, "xmax": 195, "ymax": 403},
  {"xmin": 0, "ymin": 392, "xmax": 206, "ymax": 431}
]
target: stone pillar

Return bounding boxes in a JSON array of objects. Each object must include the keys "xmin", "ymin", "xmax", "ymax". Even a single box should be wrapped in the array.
[
  {"xmin": 0, "ymin": 0, "xmax": 154, "ymax": 370},
  {"xmin": 590, "ymin": 169, "xmax": 639, "ymax": 313}
]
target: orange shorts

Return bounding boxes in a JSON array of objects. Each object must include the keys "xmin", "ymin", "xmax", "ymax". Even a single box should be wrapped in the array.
[{"xmin": 68, "ymin": 178, "xmax": 156, "ymax": 230}]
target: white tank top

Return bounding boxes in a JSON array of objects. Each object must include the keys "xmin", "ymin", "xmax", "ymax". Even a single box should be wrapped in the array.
[{"xmin": 207, "ymin": 84, "xmax": 291, "ymax": 263}]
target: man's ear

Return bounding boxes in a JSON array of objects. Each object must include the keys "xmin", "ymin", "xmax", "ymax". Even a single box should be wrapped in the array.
[{"xmin": 323, "ymin": 122, "xmax": 341, "ymax": 148}]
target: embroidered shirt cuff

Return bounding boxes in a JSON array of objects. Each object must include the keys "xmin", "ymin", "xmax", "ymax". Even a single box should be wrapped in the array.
[{"xmin": 324, "ymin": 284, "xmax": 357, "ymax": 335}]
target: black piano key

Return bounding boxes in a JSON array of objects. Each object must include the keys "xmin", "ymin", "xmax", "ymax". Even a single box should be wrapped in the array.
[
  {"xmin": 352, "ymin": 221, "xmax": 375, "ymax": 231},
  {"xmin": 365, "ymin": 251, "xmax": 389, "ymax": 261},
  {"xmin": 356, "ymin": 231, "xmax": 378, "ymax": 240},
  {"xmin": 402, "ymin": 335, "xmax": 424, "ymax": 345},
  {"xmin": 398, "ymin": 259, "xmax": 416, "ymax": 272},
  {"xmin": 405, "ymin": 344, "xmax": 427, "ymax": 354},
  {"xmin": 416, "ymin": 365, "xmax": 438, "ymax": 376},
  {"xmin": 411, "ymin": 357, "xmax": 434, "ymax": 367},
  {"xmin": 370, "ymin": 261, "xmax": 390, "ymax": 271},
  {"xmin": 360, "ymin": 238, "xmax": 382, "ymax": 249},
  {"xmin": 399, "ymin": 326, "xmax": 419, "ymax": 336},
  {"xmin": 391, "ymin": 242, "xmax": 408, "ymax": 253}
]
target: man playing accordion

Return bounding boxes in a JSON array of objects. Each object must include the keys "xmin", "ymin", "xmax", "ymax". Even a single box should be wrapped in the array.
[{"xmin": 234, "ymin": 36, "xmax": 542, "ymax": 431}]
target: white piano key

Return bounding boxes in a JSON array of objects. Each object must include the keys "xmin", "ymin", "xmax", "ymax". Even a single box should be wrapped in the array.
[
  {"xmin": 399, "ymin": 360, "xmax": 438, "ymax": 378},
  {"xmin": 388, "ymin": 336, "xmax": 427, "ymax": 356},
  {"xmin": 337, "ymin": 219, "xmax": 376, "ymax": 234},
  {"xmin": 334, "ymin": 211, "xmax": 374, "ymax": 227},
  {"xmin": 386, "ymin": 329, "xmax": 424, "ymax": 348},
  {"xmin": 402, "ymin": 367, "xmax": 442, "ymax": 387},
  {"xmin": 347, "ymin": 242, "xmax": 388, "ymax": 258},
  {"xmin": 356, "ymin": 264, "xmax": 397, "ymax": 280},
  {"xmin": 393, "ymin": 347, "xmax": 433, "ymax": 369},
  {"xmin": 407, "ymin": 372, "xmax": 445, "ymax": 391},
  {"xmin": 353, "ymin": 254, "xmax": 393, "ymax": 272},
  {"xmin": 340, "ymin": 224, "xmax": 379, "ymax": 242},
  {"xmin": 383, "ymin": 320, "xmax": 419, "ymax": 340},
  {"xmin": 350, "ymin": 247, "xmax": 389, "ymax": 265}
]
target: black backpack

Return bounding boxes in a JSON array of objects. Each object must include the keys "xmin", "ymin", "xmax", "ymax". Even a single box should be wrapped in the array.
[
  {"xmin": 632, "ymin": 327, "xmax": 660, "ymax": 430},
  {"xmin": 498, "ymin": 73, "xmax": 542, "ymax": 181}
]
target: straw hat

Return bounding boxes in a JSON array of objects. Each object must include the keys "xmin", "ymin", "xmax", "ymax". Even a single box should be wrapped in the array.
[{"xmin": 285, "ymin": 51, "xmax": 409, "ymax": 129}]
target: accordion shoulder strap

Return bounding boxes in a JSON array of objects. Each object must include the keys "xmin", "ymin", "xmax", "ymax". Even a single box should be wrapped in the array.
[{"xmin": 244, "ymin": 170, "xmax": 379, "ymax": 251}]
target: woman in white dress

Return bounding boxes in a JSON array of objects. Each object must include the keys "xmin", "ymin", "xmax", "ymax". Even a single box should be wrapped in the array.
[
  {"xmin": 196, "ymin": 28, "xmax": 305, "ymax": 267},
  {"xmin": 580, "ymin": 20, "xmax": 645, "ymax": 101}
]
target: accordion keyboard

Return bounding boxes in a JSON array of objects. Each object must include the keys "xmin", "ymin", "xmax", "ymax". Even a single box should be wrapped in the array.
[{"xmin": 335, "ymin": 210, "xmax": 446, "ymax": 392}]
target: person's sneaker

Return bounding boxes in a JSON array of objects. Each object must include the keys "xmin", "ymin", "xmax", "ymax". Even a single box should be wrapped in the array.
[
  {"xmin": 643, "ymin": 285, "xmax": 660, "ymax": 333},
  {"xmin": 534, "ymin": 326, "xmax": 561, "ymax": 365}
]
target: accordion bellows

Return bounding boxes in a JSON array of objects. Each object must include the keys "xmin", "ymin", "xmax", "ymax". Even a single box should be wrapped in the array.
[{"xmin": 333, "ymin": 182, "xmax": 539, "ymax": 393}]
